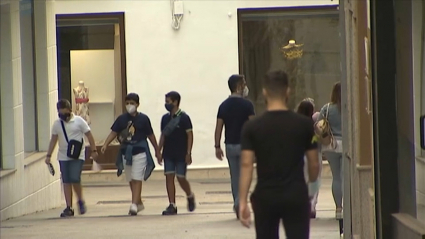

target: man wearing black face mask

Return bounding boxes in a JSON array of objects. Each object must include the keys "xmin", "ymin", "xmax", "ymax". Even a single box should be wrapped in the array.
[
  {"xmin": 45, "ymin": 99, "xmax": 98, "ymax": 218},
  {"xmin": 158, "ymin": 91, "xmax": 195, "ymax": 215}
]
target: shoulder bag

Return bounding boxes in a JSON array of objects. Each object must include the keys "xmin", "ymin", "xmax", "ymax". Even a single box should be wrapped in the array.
[
  {"xmin": 162, "ymin": 111, "xmax": 183, "ymax": 136},
  {"xmin": 314, "ymin": 103, "xmax": 337, "ymax": 150},
  {"xmin": 60, "ymin": 121, "xmax": 84, "ymax": 159}
]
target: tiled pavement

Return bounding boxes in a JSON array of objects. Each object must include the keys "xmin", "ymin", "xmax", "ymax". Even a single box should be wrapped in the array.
[{"xmin": 0, "ymin": 178, "xmax": 340, "ymax": 239}]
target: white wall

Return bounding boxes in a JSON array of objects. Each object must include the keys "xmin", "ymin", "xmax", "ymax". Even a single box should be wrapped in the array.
[
  {"xmin": 1, "ymin": 0, "xmax": 61, "ymax": 221},
  {"xmin": 55, "ymin": 0, "xmax": 337, "ymax": 168}
]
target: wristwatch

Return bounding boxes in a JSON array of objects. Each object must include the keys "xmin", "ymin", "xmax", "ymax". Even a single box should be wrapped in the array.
[{"xmin": 214, "ymin": 145, "xmax": 220, "ymax": 148}]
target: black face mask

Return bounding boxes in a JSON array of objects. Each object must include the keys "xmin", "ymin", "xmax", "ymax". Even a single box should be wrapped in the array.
[{"xmin": 58, "ymin": 113, "xmax": 71, "ymax": 121}]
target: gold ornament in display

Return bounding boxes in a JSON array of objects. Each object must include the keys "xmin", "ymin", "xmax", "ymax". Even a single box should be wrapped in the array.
[{"xmin": 281, "ymin": 40, "xmax": 304, "ymax": 60}]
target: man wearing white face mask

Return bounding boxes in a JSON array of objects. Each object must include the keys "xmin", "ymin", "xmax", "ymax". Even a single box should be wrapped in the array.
[
  {"xmin": 102, "ymin": 93, "xmax": 161, "ymax": 216},
  {"xmin": 214, "ymin": 74, "xmax": 255, "ymax": 219}
]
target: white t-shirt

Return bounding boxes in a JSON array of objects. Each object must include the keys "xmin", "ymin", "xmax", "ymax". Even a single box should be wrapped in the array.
[{"xmin": 52, "ymin": 115, "xmax": 91, "ymax": 161}]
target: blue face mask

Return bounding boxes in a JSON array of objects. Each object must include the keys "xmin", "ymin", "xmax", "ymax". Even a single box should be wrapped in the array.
[{"xmin": 165, "ymin": 103, "xmax": 174, "ymax": 112}]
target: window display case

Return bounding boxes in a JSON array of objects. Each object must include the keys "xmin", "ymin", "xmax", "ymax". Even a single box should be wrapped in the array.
[
  {"xmin": 56, "ymin": 13, "xmax": 127, "ymax": 170},
  {"xmin": 238, "ymin": 6, "xmax": 340, "ymax": 113}
]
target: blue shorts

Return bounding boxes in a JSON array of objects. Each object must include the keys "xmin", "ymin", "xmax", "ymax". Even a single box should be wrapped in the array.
[
  {"xmin": 59, "ymin": 160, "xmax": 84, "ymax": 184},
  {"xmin": 164, "ymin": 158, "xmax": 187, "ymax": 178}
]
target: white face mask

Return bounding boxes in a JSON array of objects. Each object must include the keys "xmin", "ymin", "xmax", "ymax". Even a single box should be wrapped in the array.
[
  {"xmin": 126, "ymin": 104, "xmax": 136, "ymax": 114},
  {"xmin": 242, "ymin": 86, "xmax": 249, "ymax": 98}
]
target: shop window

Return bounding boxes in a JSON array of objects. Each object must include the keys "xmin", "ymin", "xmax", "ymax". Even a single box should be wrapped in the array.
[
  {"xmin": 238, "ymin": 6, "xmax": 340, "ymax": 113},
  {"xmin": 20, "ymin": 0, "xmax": 39, "ymax": 157},
  {"xmin": 56, "ymin": 13, "xmax": 127, "ymax": 170}
]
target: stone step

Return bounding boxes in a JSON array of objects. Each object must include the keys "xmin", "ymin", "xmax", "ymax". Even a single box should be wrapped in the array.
[{"xmin": 82, "ymin": 161, "xmax": 332, "ymax": 184}]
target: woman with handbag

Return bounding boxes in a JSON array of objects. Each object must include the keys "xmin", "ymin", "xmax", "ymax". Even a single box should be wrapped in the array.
[
  {"xmin": 297, "ymin": 99, "xmax": 322, "ymax": 218},
  {"xmin": 316, "ymin": 82, "xmax": 343, "ymax": 219}
]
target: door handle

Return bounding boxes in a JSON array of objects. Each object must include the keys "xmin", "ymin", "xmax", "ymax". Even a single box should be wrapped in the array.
[{"xmin": 420, "ymin": 115, "xmax": 425, "ymax": 150}]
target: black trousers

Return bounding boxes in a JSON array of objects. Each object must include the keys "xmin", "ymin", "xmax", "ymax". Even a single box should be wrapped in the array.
[{"xmin": 251, "ymin": 193, "xmax": 310, "ymax": 239}]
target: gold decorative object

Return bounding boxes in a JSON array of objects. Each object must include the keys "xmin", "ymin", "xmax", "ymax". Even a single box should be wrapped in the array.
[{"xmin": 281, "ymin": 40, "xmax": 304, "ymax": 60}]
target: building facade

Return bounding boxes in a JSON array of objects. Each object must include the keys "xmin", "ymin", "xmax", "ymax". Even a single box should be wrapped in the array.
[
  {"xmin": 341, "ymin": 0, "xmax": 425, "ymax": 238},
  {"xmin": 1, "ymin": 0, "xmax": 339, "ymax": 220},
  {"xmin": 0, "ymin": 0, "xmax": 62, "ymax": 220}
]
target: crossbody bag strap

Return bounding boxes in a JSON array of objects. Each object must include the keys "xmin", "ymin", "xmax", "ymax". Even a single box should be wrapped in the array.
[
  {"xmin": 325, "ymin": 103, "xmax": 330, "ymax": 119},
  {"xmin": 60, "ymin": 120, "xmax": 69, "ymax": 143}
]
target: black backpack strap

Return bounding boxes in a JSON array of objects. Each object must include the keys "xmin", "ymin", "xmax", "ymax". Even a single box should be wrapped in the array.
[{"xmin": 60, "ymin": 120, "xmax": 69, "ymax": 143}]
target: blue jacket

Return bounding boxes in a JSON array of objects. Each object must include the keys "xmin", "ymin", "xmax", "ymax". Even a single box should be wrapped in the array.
[{"xmin": 115, "ymin": 139, "xmax": 155, "ymax": 181}]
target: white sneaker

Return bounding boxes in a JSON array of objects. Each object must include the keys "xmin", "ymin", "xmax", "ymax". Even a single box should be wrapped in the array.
[
  {"xmin": 340, "ymin": 233, "xmax": 344, "ymax": 238},
  {"xmin": 128, "ymin": 204, "xmax": 138, "ymax": 216},
  {"xmin": 137, "ymin": 203, "xmax": 145, "ymax": 212}
]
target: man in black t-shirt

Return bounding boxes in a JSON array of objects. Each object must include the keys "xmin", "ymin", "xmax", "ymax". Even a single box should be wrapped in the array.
[
  {"xmin": 239, "ymin": 71, "xmax": 320, "ymax": 239},
  {"xmin": 214, "ymin": 74, "xmax": 255, "ymax": 219}
]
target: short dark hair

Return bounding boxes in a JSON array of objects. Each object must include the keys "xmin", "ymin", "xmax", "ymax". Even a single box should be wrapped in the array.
[
  {"xmin": 263, "ymin": 70, "xmax": 289, "ymax": 98},
  {"xmin": 297, "ymin": 101, "xmax": 314, "ymax": 118},
  {"xmin": 228, "ymin": 75, "xmax": 244, "ymax": 93},
  {"xmin": 56, "ymin": 99, "xmax": 71, "ymax": 110},
  {"xmin": 125, "ymin": 93, "xmax": 140, "ymax": 104},
  {"xmin": 165, "ymin": 91, "xmax": 181, "ymax": 105}
]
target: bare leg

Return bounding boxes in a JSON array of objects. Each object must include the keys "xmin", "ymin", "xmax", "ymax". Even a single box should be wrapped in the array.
[
  {"xmin": 131, "ymin": 180, "xmax": 142, "ymax": 204},
  {"xmin": 63, "ymin": 183, "xmax": 73, "ymax": 207},
  {"xmin": 72, "ymin": 183, "xmax": 84, "ymax": 201},
  {"xmin": 177, "ymin": 177, "xmax": 192, "ymax": 196},
  {"xmin": 166, "ymin": 174, "xmax": 176, "ymax": 203}
]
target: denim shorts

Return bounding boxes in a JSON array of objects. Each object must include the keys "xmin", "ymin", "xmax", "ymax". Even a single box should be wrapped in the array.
[
  {"xmin": 59, "ymin": 160, "xmax": 84, "ymax": 184},
  {"xmin": 164, "ymin": 158, "xmax": 187, "ymax": 178}
]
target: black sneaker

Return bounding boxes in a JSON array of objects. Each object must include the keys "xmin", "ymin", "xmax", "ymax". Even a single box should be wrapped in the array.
[
  {"xmin": 162, "ymin": 204, "xmax": 177, "ymax": 215},
  {"xmin": 77, "ymin": 200, "xmax": 87, "ymax": 215},
  {"xmin": 60, "ymin": 207, "xmax": 74, "ymax": 218},
  {"xmin": 187, "ymin": 194, "xmax": 196, "ymax": 212}
]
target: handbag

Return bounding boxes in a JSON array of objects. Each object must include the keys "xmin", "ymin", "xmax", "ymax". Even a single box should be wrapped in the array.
[
  {"xmin": 60, "ymin": 120, "xmax": 84, "ymax": 159},
  {"xmin": 314, "ymin": 103, "xmax": 337, "ymax": 150}
]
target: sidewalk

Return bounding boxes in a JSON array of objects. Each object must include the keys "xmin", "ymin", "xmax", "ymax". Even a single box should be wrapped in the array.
[{"xmin": 0, "ymin": 178, "xmax": 340, "ymax": 239}]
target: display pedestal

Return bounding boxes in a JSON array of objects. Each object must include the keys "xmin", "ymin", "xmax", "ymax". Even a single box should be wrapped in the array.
[{"xmin": 83, "ymin": 145, "xmax": 120, "ymax": 170}]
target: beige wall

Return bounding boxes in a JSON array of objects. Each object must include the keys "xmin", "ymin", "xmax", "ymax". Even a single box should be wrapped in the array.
[
  {"xmin": 0, "ymin": 0, "xmax": 62, "ymax": 221},
  {"xmin": 70, "ymin": 50, "xmax": 116, "ymax": 141}
]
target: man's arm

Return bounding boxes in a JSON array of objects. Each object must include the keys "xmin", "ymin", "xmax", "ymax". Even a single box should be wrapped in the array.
[
  {"xmin": 239, "ymin": 149, "xmax": 255, "ymax": 204},
  {"xmin": 306, "ymin": 148, "xmax": 320, "ymax": 182},
  {"xmin": 187, "ymin": 130, "xmax": 193, "ymax": 155},
  {"xmin": 247, "ymin": 101, "xmax": 256, "ymax": 120},
  {"xmin": 306, "ymin": 121, "xmax": 320, "ymax": 182},
  {"xmin": 46, "ymin": 134, "xmax": 58, "ymax": 157},
  {"xmin": 158, "ymin": 134, "xmax": 165, "ymax": 152},
  {"xmin": 147, "ymin": 134, "xmax": 159, "ymax": 152},
  {"xmin": 184, "ymin": 115, "xmax": 194, "ymax": 155},
  {"xmin": 84, "ymin": 131, "xmax": 97, "ymax": 152},
  {"xmin": 103, "ymin": 131, "xmax": 118, "ymax": 147},
  {"xmin": 214, "ymin": 118, "xmax": 224, "ymax": 147},
  {"xmin": 239, "ymin": 122, "xmax": 255, "ymax": 205}
]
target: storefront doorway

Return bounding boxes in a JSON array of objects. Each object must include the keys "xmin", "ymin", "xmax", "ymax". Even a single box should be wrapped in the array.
[{"xmin": 56, "ymin": 12, "xmax": 128, "ymax": 170}]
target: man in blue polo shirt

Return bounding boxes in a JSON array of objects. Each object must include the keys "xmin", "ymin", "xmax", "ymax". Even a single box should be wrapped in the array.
[
  {"xmin": 159, "ymin": 91, "xmax": 195, "ymax": 215},
  {"xmin": 214, "ymin": 74, "xmax": 255, "ymax": 219}
]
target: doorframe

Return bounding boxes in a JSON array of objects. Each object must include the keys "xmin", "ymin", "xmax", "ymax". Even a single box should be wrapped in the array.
[{"xmin": 55, "ymin": 12, "xmax": 128, "ymax": 112}]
